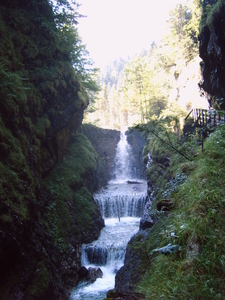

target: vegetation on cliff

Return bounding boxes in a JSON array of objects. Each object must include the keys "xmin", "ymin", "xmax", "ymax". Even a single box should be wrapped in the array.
[
  {"xmin": 1, "ymin": 0, "xmax": 225, "ymax": 298},
  {"xmin": 131, "ymin": 122, "xmax": 225, "ymax": 299},
  {"xmin": 85, "ymin": 0, "xmax": 203, "ymax": 129},
  {"xmin": 0, "ymin": 0, "xmax": 103, "ymax": 299},
  {"xmin": 44, "ymin": 133, "xmax": 105, "ymax": 250}
]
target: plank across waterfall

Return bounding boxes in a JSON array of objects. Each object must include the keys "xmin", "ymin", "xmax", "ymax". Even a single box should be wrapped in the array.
[{"xmin": 70, "ymin": 131, "xmax": 147, "ymax": 300}]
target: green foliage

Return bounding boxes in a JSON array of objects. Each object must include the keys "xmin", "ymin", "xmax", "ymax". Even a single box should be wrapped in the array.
[
  {"xmin": 163, "ymin": 172, "xmax": 187, "ymax": 198},
  {"xmin": 27, "ymin": 262, "xmax": 49, "ymax": 297},
  {"xmin": 84, "ymin": 59, "xmax": 125, "ymax": 129},
  {"xmin": 34, "ymin": 115, "xmax": 51, "ymax": 138},
  {"xmin": 73, "ymin": 187, "xmax": 95, "ymax": 231},
  {"xmin": 137, "ymin": 115, "xmax": 194, "ymax": 160},
  {"xmin": 51, "ymin": 0, "xmax": 81, "ymax": 28},
  {"xmin": 200, "ymin": 0, "xmax": 225, "ymax": 30},
  {"xmin": 44, "ymin": 133, "xmax": 102, "ymax": 248},
  {"xmin": 0, "ymin": 63, "xmax": 28, "ymax": 102},
  {"xmin": 0, "ymin": 115, "xmax": 35, "ymax": 222},
  {"xmin": 167, "ymin": 0, "xmax": 202, "ymax": 61},
  {"xmin": 135, "ymin": 124, "xmax": 225, "ymax": 299},
  {"xmin": 84, "ymin": 0, "xmax": 202, "ymax": 129},
  {"xmin": 123, "ymin": 54, "xmax": 168, "ymax": 123},
  {"xmin": 51, "ymin": 0, "xmax": 100, "ymax": 103},
  {"xmin": 0, "ymin": 2, "xmax": 101, "ymax": 297}
]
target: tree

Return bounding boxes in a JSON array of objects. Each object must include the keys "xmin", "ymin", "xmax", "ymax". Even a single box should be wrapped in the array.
[
  {"xmin": 84, "ymin": 0, "xmax": 202, "ymax": 129},
  {"xmin": 51, "ymin": 0, "xmax": 100, "ymax": 103}
]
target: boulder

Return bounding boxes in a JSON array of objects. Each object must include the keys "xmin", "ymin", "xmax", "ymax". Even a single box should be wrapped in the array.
[
  {"xmin": 139, "ymin": 198, "xmax": 154, "ymax": 230},
  {"xmin": 107, "ymin": 289, "xmax": 145, "ymax": 299},
  {"xmin": 86, "ymin": 267, "xmax": 103, "ymax": 283},
  {"xmin": 157, "ymin": 199, "xmax": 174, "ymax": 211},
  {"xmin": 78, "ymin": 266, "xmax": 88, "ymax": 280},
  {"xmin": 186, "ymin": 240, "xmax": 200, "ymax": 259},
  {"xmin": 139, "ymin": 215, "xmax": 154, "ymax": 230},
  {"xmin": 151, "ymin": 243, "xmax": 179, "ymax": 255},
  {"xmin": 115, "ymin": 231, "xmax": 149, "ymax": 293}
]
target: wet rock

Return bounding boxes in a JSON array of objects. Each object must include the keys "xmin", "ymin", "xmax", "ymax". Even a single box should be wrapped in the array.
[
  {"xmin": 78, "ymin": 266, "xmax": 88, "ymax": 280},
  {"xmin": 127, "ymin": 180, "xmax": 142, "ymax": 184},
  {"xmin": 126, "ymin": 128, "xmax": 147, "ymax": 179},
  {"xmin": 81, "ymin": 124, "xmax": 120, "ymax": 181},
  {"xmin": 107, "ymin": 289, "xmax": 145, "ymax": 299},
  {"xmin": 186, "ymin": 240, "xmax": 200, "ymax": 259},
  {"xmin": 115, "ymin": 231, "xmax": 149, "ymax": 293},
  {"xmin": 139, "ymin": 197, "xmax": 154, "ymax": 230},
  {"xmin": 86, "ymin": 267, "xmax": 103, "ymax": 283},
  {"xmin": 147, "ymin": 180, "xmax": 154, "ymax": 196},
  {"xmin": 139, "ymin": 215, "xmax": 154, "ymax": 230},
  {"xmin": 157, "ymin": 199, "xmax": 174, "ymax": 211},
  {"xmin": 151, "ymin": 243, "xmax": 179, "ymax": 255}
]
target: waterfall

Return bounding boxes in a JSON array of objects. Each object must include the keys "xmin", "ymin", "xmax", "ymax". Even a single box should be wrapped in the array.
[
  {"xmin": 112, "ymin": 131, "xmax": 133, "ymax": 182},
  {"xmin": 95, "ymin": 186, "xmax": 147, "ymax": 218},
  {"xmin": 70, "ymin": 132, "xmax": 147, "ymax": 300}
]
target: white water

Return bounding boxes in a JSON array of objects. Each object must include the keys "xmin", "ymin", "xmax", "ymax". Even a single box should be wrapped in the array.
[
  {"xmin": 70, "ymin": 132, "xmax": 147, "ymax": 300},
  {"xmin": 111, "ymin": 131, "xmax": 134, "ymax": 182}
]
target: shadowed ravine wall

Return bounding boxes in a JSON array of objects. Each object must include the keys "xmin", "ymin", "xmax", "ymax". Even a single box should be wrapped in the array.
[{"xmin": 0, "ymin": 1, "xmax": 105, "ymax": 299}]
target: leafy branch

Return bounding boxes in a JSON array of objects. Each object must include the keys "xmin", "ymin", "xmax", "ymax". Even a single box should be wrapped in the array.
[{"xmin": 134, "ymin": 117, "xmax": 192, "ymax": 161}]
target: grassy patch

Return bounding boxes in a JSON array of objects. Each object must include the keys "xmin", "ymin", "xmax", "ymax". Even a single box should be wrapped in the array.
[{"xmin": 136, "ymin": 124, "xmax": 225, "ymax": 299}]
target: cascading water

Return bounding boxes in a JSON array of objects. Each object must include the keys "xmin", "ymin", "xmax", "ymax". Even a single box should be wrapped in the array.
[
  {"xmin": 70, "ymin": 131, "xmax": 147, "ymax": 300},
  {"xmin": 112, "ymin": 131, "xmax": 133, "ymax": 182}
]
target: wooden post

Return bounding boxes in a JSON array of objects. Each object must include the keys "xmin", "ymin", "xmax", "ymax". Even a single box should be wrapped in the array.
[
  {"xmin": 202, "ymin": 129, "xmax": 204, "ymax": 153},
  {"xmin": 203, "ymin": 110, "xmax": 206, "ymax": 126},
  {"xmin": 116, "ymin": 196, "xmax": 120, "ymax": 222}
]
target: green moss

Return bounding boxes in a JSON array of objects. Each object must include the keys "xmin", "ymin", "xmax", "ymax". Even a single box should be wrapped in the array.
[
  {"xmin": 73, "ymin": 187, "xmax": 95, "ymax": 231},
  {"xmin": 0, "ymin": 1, "xmax": 100, "ymax": 297},
  {"xmin": 44, "ymin": 133, "xmax": 102, "ymax": 249},
  {"xmin": 28, "ymin": 262, "xmax": 49, "ymax": 297},
  {"xmin": 34, "ymin": 115, "xmax": 51, "ymax": 139},
  {"xmin": 0, "ymin": 214, "xmax": 12, "ymax": 223}
]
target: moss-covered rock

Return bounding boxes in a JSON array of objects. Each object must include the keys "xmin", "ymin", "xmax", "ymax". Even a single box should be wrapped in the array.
[
  {"xmin": 82, "ymin": 124, "xmax": 120, "ymax": 181},
  {"xmin": 0, "ymin": 1, "xmax": 104, "ymax": 299}
]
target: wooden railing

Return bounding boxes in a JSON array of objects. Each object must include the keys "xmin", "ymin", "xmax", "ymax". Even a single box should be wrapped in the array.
[
  {"xmin": 184, "ymin": 108, "xmax": 225, "ymax": 152},
  {"xmin": 185, "ymin": 108, "xmax": 225, "ymax": 128}
]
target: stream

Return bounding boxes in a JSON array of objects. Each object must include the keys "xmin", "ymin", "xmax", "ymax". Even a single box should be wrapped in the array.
[{"xmin": 70, "ymin": 133, "xmax": 147, "ymax": 300}]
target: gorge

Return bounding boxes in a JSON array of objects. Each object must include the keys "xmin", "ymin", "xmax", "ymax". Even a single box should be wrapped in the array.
[
  {"xmin": 70, "ymin": 132, "xmax": 147, "ymax": 299},
  {"xmin": 1, "ymin": 0, "xmax": 225, "ymax": 299}
]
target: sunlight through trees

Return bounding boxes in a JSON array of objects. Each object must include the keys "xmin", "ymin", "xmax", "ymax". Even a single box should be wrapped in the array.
[{"xmin": 84, "ymin": 0, "xmax": 205, "ymax": 130}]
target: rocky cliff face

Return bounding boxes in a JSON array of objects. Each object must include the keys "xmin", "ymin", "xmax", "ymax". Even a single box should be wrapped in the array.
[
  {"xmin": 0, "ymin": 2, "xmax": 104, "ymax": 299},
  {"xmin": 82, "ymin": 124, "xmax": 120, "ymax": 181},
  {"xmin": 126, "ymin": 129, "xmax": 146, "ymax": 179},
  {"xmin": 114, "ymin": 230, "xmax": 149, "ymax": 294},
  {"xmin": 199, "ymin": 0, "xmax": 225, "ymax": 108},
  {"xmin": 82, "ymin": 125, "xmax": 147, "ymax": 181}
]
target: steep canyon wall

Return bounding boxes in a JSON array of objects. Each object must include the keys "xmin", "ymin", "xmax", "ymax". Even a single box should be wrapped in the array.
[
  {"xmin": 199, "ymin": 0, "xmax": 225, "ymax": 107},
  {"xmin": 0, "ymin": 2, "xmax": 105, "ymax": 299}
]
